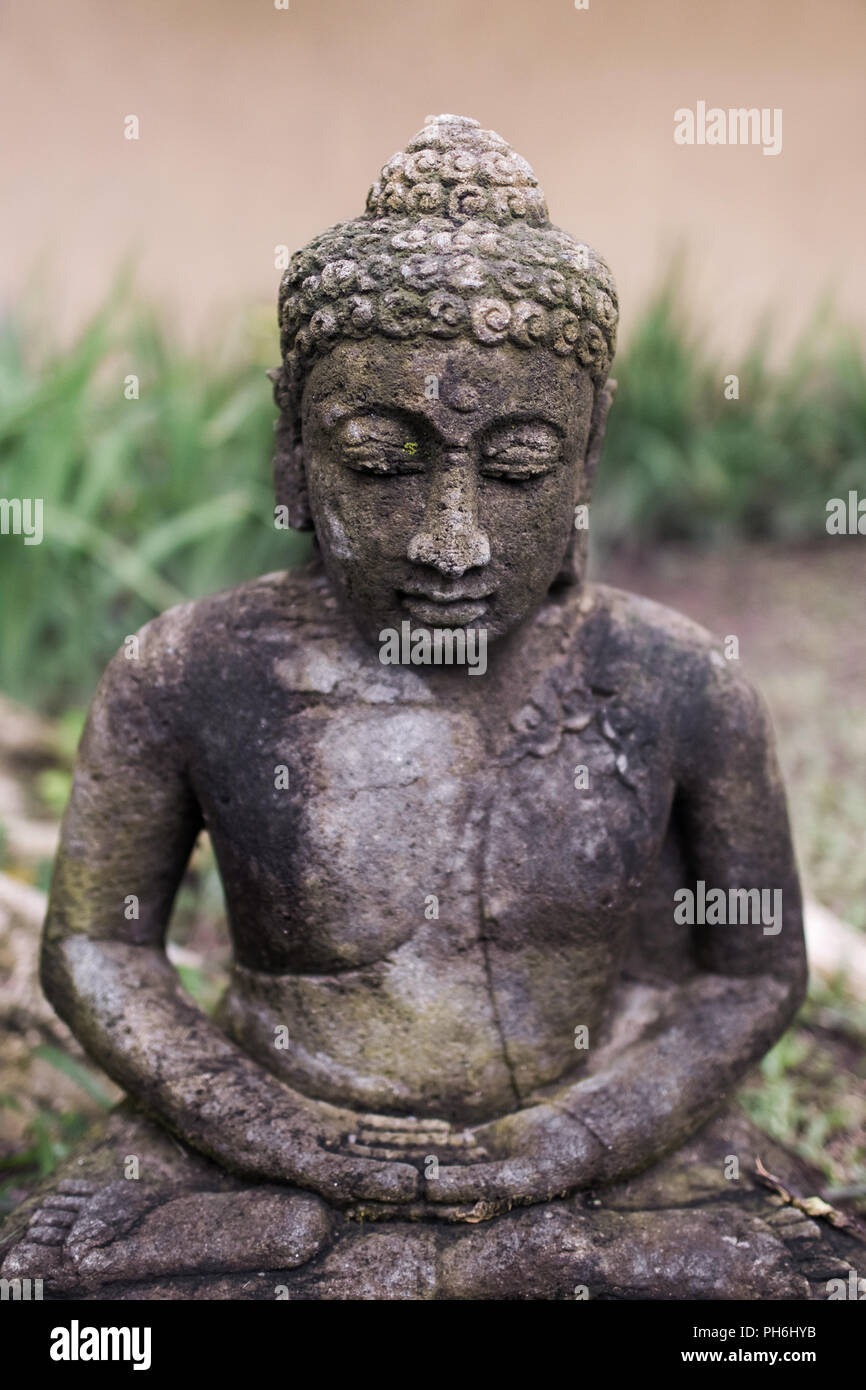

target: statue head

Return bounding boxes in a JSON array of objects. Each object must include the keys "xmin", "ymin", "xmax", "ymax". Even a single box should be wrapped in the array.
[{"xmin": 272, "ymin": 114, "xmax": 618, "ymax": 646}]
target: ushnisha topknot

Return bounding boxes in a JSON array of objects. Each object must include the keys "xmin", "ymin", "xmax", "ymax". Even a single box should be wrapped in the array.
[{"xmin": 274, "ymin": 114, "xmax": 619, "ymax": 419}]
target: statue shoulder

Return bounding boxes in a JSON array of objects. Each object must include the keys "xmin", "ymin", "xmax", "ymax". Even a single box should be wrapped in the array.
[
  {"xmin": 578, "ymin": 582, "xmax": 774, "ymax": 772},
  {"xmin": 582, "ymin": 581, "xmax": 728, "ymax": 662},
  {"xmin": 91, "ymin": 566, "xmax": 331, "ymax": 724}
]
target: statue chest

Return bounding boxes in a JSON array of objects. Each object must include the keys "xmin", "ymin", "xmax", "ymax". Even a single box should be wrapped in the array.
[{"xmin": 197, "ymin": 696, "xmax": 673, "ymax": 977}]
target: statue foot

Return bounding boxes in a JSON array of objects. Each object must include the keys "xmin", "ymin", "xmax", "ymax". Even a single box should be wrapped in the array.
[{"xmin": 0, "ymin": 1104, "xmax": 333, "ymax": 1296}]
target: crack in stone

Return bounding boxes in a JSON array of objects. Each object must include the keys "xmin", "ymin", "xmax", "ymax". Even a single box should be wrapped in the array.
[
  {"xmin": 343, "ymin": 775, "xmax": 423, "ymax": 796},
  {"xmin": 550, "ymin": 1097, "xmax": 611, "ymax": 1157},
  {"xmin": 475, "ymin": 789, "xmax": 522, "ymax": 1111}
]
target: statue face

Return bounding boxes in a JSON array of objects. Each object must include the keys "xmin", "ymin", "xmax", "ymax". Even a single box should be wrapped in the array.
[{"xmin": 300, "ymin": 337, "xmax": 596, "ymax": 647}]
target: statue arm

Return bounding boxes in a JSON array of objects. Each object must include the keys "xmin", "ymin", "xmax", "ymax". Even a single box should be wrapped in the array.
[
  {"xmin": 40, "ymin": 625, "xmax": 418, "ymax": 1206},
  {"xmin": 430, "ymin": 662, "xmax": 807, "ymax": 1207}
]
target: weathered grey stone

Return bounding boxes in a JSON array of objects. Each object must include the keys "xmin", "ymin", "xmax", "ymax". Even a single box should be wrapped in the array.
[{"xmin": 3, "ymin": 114, "xmax": 848, "ymax": 1299}]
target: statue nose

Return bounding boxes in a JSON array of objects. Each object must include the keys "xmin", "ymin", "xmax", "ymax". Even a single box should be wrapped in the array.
[{"xmin": 406, "ymin": 460, "xmax": 491, "ymax": 577}]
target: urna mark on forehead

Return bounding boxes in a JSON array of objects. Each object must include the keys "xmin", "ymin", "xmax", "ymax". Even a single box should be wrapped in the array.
[{"xmin": 274, "ymin": 114, "xmax": 619, "ymax": 420}]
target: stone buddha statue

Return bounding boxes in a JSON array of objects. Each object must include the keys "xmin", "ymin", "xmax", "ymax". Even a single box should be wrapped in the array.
[{"xmin": 4, "ymin": 116, "xmax": 848, "ymax": 1301}]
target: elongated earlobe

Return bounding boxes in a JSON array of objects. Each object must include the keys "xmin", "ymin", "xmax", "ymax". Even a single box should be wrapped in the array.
[
  {"xmin": 584, "ymin": 377, "xmax": 617, "ymax": 488},
  {"xmin": 269, "ymin": 369, "xmax": 314, "ymax": 532},
  {"xmin": 552, "ymin": 377, "xmax": 617, "ymax": 588}
]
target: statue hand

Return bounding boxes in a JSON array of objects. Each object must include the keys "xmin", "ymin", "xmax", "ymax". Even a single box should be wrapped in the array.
[
  {"xmin": 221, "ymin": 1104, "xmax": 422, "ymax": 1206},
  {"xmin": 279, "ymin": 1137, "xmax": 421, "ymax": 1206},
  {"xmin": 424, "ymin": 1102, "xmax": 605, "ymax": 1207}
]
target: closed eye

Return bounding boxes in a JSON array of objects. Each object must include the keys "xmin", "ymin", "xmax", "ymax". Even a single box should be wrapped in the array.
[
  {"xmin": 481, "ymin": 452, "xmax": 558, "ymax": 480},
  {"xmin": 480, "ymin": 428, "xmax": 560, "ymax": 480},
  {"xmin": 337, "ymin": 414, "xmax": 426, "ymax": 475},
  {"xmin": 341, "ymin": 443, "xmax": 425, "ymax": 476}
]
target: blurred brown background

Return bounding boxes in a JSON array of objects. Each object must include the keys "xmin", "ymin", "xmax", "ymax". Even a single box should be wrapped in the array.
[{"xmin": 2, "ymin": 0, "xmax": 864, "ymax": 349}]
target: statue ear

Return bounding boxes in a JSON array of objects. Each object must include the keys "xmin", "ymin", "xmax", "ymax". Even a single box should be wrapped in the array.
[
  {"xmin": 269, "ymin": 369, "xmax": 314, "ymax": 532},
  {"xmin": 551, "ymin": 376, "xmax": 617, "ymax": 590},
  {"xmin": 583, "ymin": 376, "xmax": 617, "ymax": 489}
]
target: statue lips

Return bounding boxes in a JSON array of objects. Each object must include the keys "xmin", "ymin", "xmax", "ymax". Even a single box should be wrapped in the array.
[{"xmin": 399, "ymin": 586, "xmax": 494, "ymax": 626}]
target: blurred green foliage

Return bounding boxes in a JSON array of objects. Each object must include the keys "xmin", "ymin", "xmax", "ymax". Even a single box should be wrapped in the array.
[
  {"xmin": 1, "ymin": 276, "xmax": 864, "ymax": 710},
  {"xmin": 0, "ymin": 285, "xmax": 308, "ymax": 711},
  {"xmin": 595, "ymin": 274, "xmax": 866, "ymax": 550},
  {"xmin": 0, "ymin": 1049, "xmax": 114, "ymax": 1210},
  {"xmin": 738, "ymin": 979, "xmax": 866, "ymax": 1194}
]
